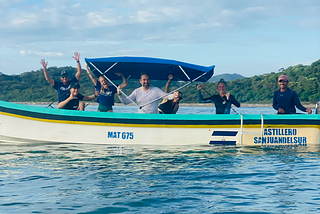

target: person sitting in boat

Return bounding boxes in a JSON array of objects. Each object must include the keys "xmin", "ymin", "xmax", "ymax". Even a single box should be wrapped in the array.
[
  {"xmin": 273, "ymin": 75, "xmax": 312, "ymax": 114},
  {"xmin": 117, "ymin": 72, "xmax": 174, "ymax": 114},
  {"xmin": 40, "ymin": 52, "xmax": 82, "ymax": 104},
  {"xmin": 85, "ymin": 63, "xmax": 128, "ymax": 112},
  {"xmin": 57, "ymin": 82, "xmax": 98, "ymax": 110},
  {"xmin": 158, "ymin": 75, "xmax": 183, "ymax": 114},
  {"xmin": 197, "ymin": 79, "xmax": 240, "ymax": 114}
]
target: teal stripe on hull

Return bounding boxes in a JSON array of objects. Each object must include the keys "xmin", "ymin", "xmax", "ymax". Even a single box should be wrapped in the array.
[{"xmin": 0, "ymin": 101, "xmax": 320, "ymax": 126}]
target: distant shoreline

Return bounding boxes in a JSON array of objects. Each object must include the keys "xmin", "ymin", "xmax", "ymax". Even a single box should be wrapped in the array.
[{"xmin": 13, "ymin": 102, "xmax": 316, "ymax": 108}]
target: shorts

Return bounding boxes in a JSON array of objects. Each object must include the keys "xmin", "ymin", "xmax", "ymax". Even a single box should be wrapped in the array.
[{"xmin": 98, "ymin": 104, "xmax": 113, "ymax": 112}]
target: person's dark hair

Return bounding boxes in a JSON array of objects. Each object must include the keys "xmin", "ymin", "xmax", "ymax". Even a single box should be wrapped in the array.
[
  {"xmin": 218, "ymin": 79, "xmax": 227, "ymax": 87},
  {"xmin": 140, "ymin": 72, "xmax": 150, "ymax": 78},
  {"xmin": 70, "ymin": 82, "xmax": 80, "ymax": 89}
]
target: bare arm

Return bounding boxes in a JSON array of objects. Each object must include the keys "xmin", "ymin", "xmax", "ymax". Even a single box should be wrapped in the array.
[
  {"xmin": 73, "ymin": 52, "xmax": 82, "ymax": 81},
  {"xmin": 115, "ymin": 73, "xmax": 128, "ymax": 89},
  {"xmin": 165, "ymin": 75, "xmax": 173, "ymax": 93},
  {"xmin": 57, "ymin": 95, "xmax": 74, "ymax": 109},
  {"xmin": 83, "ymin": 89, "xmax": 99, "ymax": 101},
  {"xmin": 85, "ymin": 63, "xmax": 97, "ymax": 86},
  {"xmin": 40, "ymin": 59, "xmax": 54, "ymax": 86},
  {"xmin": 83, "ymin": 94, "xmax": 96, "ymax": 101}
]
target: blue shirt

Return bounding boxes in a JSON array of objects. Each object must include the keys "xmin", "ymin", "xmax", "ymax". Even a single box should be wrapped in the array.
[
  {"xmin": 53, "ymin": 77, "xmax": 78, "ymax": 102},
  {"xmin": 273, "ymin": 88, "xmax": 307, "ymax": 114},
  {"xmin": 95, "ymin": 82, "xmax": 117, "ymax": 106}
]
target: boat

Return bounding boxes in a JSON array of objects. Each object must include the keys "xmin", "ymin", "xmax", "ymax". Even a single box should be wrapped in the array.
[{"xmin": 0, "ymin": 57, "xmax": 319, "ymax": 147}]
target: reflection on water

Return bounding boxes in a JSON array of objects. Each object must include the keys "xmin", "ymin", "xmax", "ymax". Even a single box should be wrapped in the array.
[{"xmin": 1, "ymin": 143, "xmax": 320, "ymax": 213}]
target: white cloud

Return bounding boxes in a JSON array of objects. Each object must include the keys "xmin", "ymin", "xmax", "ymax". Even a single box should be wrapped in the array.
[
  {"xmin": 136, "ymin": 11, "xmax": 158, "ymax": 23},
  {"xmin": 0, "ymin": 0, "xmax": 319, "ymax": 75},
  {"xmin": 20, "ymin": 50, "xmax": 63, "ymax": 57},
  {"xmin": 87, "ymin": 11, "xmax": 117, "ymax": 26},
  {"xmin": 1, "ymin": 0, "xmax": 319, "ymax": 44},
  {"xmin": 11, "ymin": 14, "xmax": 37, "ymax": 25},
  {"xmin": 72, "ymin": 3, "xmax": 81, "ymax": 8}
]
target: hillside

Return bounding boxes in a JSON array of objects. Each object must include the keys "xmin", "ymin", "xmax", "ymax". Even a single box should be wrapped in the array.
[
  {"xmin": 208, "ymin": 73, "xmax": 244, "ymax": 82},
  {"xmin": 0, "ymin": 59, "xmax": 319, "ymax": 104}
]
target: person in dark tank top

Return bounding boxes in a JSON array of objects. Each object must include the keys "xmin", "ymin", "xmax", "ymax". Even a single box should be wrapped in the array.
[
  {"xmin": 158, "ymin": 75, "xmax": 182, "ymax": 114},
  {"xmin": 158, "ymin": 91, "xmax": 183, "ymax": 114}
]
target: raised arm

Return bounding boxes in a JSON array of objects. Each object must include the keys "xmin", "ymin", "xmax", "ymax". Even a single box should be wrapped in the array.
[
  {"xmin": 73, "ymin": 52, "xmax": 82, "ymax": 81},
  {"xmin": 115, "ymin": 73, "xmax": 128, "ymax": 89},
  {"xmin": 85, "ymin": 63, "xmax": 97, "ymax": 86},
  {"xmin": 40, "ymin": 59, "xmax": 54, "ymax": 86},
  {"xmin": 197, "ymin": 84, "xmax": 212, "ymax": 103},
  {"xmin": 164, "ymin": 74, "xmax": 173, "ymax": 93}
]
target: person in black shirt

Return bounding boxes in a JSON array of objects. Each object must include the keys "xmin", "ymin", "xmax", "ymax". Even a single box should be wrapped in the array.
[
  {"xmin": 41, "ymin": 52, "xmax": 82, "ymax": 103},
  {"xmin": 273, "ymin": 75, "xmax": 311, "ymax": 114},
  {"xmin": 197, "ymin": 79, "xmax": 240, "ymax": 114},
  {"xmin": 158, "ymin": 91, "xmax": 183, "ymax": 114},
  {"xmin": 158, "ymin": 75, "xmax": 183, "ymax": 114},
  {"xmin": 57, "ymin": 82, "xmax": 98, "ymax": 110}
]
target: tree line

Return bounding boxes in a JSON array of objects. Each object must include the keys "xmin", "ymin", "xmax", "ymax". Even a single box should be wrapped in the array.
[{"xmin": 0, "ymin": 59, "xmax": 319, "ymax": 103}]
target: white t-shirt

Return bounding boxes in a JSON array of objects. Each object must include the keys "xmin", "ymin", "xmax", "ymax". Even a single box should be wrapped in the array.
[{"xmin": 119, "ymin": 86, "xmax": 173, "ymax": 114}]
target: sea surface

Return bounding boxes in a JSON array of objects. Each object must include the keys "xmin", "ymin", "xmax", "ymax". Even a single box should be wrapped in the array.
[{"xmin": 0, "ymin": 106, "xmax": 319, "ymax": 214}]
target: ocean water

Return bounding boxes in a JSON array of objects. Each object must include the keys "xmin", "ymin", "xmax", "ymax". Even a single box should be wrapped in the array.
[{"xmin": 0, "ymin": 106, "xmax": 318, "ymax": 214}]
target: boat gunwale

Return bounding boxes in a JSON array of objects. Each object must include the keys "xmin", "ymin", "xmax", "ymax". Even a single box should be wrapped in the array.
[{"xmin": 0, "ymin": 101, "xmax": 320, "ymax": 127}]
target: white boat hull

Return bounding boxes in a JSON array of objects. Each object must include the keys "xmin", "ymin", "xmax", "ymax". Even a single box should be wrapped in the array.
[{"xmin": 0, "ymin": 101, "xmax": 319, "ymax": 147}]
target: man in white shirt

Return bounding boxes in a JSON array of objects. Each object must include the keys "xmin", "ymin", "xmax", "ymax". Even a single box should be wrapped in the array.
[{"xmin": 117, "ymin": 72, "xmax": 173, "ymax": 114}]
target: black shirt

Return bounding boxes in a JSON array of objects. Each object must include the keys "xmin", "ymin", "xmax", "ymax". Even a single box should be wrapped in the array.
[
  {"xmin": 198, "ymin": 90, "xmax": 240, "ymax": 114},
  {"xmin": 158, "ymin": 100, "xmax": 178, "ymax": 114},
  {"xmin": 273, "ymin": 88, "xmax": 307, "ymax": 114},
  {"xmin": 62, "ymin": 94, "xmax": 84, "ymax": 110}
]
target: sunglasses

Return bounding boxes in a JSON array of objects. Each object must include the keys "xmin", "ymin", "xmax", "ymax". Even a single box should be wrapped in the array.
[
  {"xmin": 61, "ymin": 75, "xmax": 69, "ymax": 78},
  {"xmin": 278, "ymin": 80, "xmax": 287, "ymax": 83}
]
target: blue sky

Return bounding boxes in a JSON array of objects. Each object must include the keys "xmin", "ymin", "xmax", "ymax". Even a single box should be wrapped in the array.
[{"xmin": 0, "ymin": 0, "xmax": 319, "ymax": 77}]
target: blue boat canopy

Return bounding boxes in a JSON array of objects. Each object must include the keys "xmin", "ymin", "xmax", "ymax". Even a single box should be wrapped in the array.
[{"xmin": 85, "ymin": 56, "xmax": 215, "ymax": 82}]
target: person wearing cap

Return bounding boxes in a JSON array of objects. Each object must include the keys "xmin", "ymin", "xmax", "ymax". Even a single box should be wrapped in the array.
[
  {"xmin": 40, "ymin": 52, "xmax": 82, "ymax": 103},
  {"xmin": 57, "ymin": 82, "xmax": 98, "ymax": 110},
  {"xmin": 85, "ymin": 63, "xmax": 128, "ymax": 112},
  {"xmin": 158, "ymin": 75, "xmax": 183, "ymax": 114},
  {"xmin": 273, "ymin": 75, "xmax": 312, "ymax": 114},
  {"xmin": 197, "ymin": 79, "xmax": 240, "ymax": 114}
]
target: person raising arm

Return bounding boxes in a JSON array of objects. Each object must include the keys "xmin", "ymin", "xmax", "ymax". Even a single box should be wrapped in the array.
[
  {"xmin": 197, "ymin": 79, "xmax": 240, "ymax": 114},
  {"xmin": 85, "ymin": 63, "xmax": 128, "ymax": 112},
  {"xmin": 40, "ymin": 52, "xmax": 83, "ymax": 103}
]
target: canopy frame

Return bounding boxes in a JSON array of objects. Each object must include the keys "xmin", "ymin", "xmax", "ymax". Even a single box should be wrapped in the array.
[
  {"xmin": 88, "ymin": 61, "xmax": 139, "ymax": 107},
  {"xmin": 85, "ymin": 56, "xmax": 215, "ymax": 110}
]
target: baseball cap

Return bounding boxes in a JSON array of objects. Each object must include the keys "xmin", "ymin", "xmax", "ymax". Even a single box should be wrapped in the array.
[
  {"xmin": 278, "ymin": 75, "xmax": 288, "ymax": 82},
  {"xmin": 61, "ymin": 71, "xmax": 69, "ymax": 76},
  {"xmin": 70, "ymin": 82, "xmax": 80, "ymax": 89}
]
